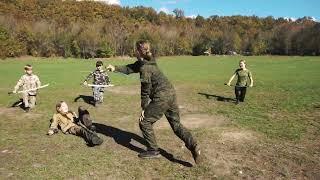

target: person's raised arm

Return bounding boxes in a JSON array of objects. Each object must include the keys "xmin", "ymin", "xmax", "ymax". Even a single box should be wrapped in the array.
[
  {"xmin": 107, "ymin": 61, "xmax": 141, "ymax": 75},
  {"xmin": 83, "ymin": 72, "xmax": 93, "ymax": 86}
]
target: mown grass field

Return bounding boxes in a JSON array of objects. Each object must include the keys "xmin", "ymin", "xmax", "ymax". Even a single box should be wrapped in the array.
[{"xmin": 0, "ymin": 56, "xmax": 319, "ymax": 179}]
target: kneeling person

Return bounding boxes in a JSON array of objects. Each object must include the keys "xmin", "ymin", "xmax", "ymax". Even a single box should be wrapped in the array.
[
  {"xmin": 47, "ymin": 101, "xmax": 103, "ymax": 146},
  {"xmin": 13, "ymin": 64, "xmax": 41, "ymax": 112}
]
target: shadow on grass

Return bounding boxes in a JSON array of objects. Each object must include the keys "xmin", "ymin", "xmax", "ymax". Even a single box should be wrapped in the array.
[
  {"xmin": 10, "ymin": 98, "xmax": 27, "ymax": 111},
  {"xmin": 74, "ymin": 95, "xmax": 95, "ymax": 106},
  {"xmin": 94, "ymin": 123, "xmax": 193, "ymax": 167},
  {"xmin": 198, "ymin": 92, "xmax": 236, "ymax": 103}
]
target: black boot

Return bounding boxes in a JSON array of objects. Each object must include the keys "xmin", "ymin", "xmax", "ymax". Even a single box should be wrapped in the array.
[
  {"xmin": 138, "ymin": 150, "xmax": 161, "ymax": 159},
  {"xmin": 89, "ymin": 125, "xmax": 96, "ymax": 132},
  {"xmin": 190, "ymin": 144, "xmax": 202, "ymax": 164},
  {"xmin": 24, "ymin": 107, "xmax": 30, "ymax": 112},
  {"xmin": 235, "ymin": 100, "xmax": 240, "ymax": 105},
  {"xmin": 79, "ymin": 128, "xmax": 103, "ymax": 146},
  {"xmin": 89, "ymin": 133, "xmax": 103, "ymax": 146}
]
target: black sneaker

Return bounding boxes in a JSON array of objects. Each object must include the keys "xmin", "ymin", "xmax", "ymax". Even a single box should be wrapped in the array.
[
  {"xmin": 89, "ymin": 125, "xmax": 96, "ymax": 132},
  {"xmin": 190, "ymin": 145, "xmax": 202, "ymax": 164},
  {"xmin": 91, "ymin": 136, "xmax": 103, "ymax": 146},
  {"xmin": 138, "ymin": 150, "xmax": 161, "ymax": 159},
  {"xmin": 24, "ymin": 107, "xmax": 30, "ymax": 113},
  {"xmin": 235, "ymin": 100, "xmax": 240, "ymax": 105}
]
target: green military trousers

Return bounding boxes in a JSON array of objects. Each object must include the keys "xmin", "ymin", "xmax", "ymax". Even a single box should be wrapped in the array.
[{"xmin": 139, "ymin": 94, "xmax": 197, "ymax": 151}]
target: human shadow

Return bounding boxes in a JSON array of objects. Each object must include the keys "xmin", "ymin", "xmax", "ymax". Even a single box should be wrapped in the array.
[
  {"xmin": 93, "ymin": 123, "xmax": 193, "ymax": 167},
  {"xmin": 10, "ymin": 98, "xmax": 26, "ymax": 110},
  {"xmin": 74, "ymin": 95, "xmax": 95, "ymax": 106},
  {"xmin": 198, "ymin": 92, "xmax": 236, "ymax": 103}
]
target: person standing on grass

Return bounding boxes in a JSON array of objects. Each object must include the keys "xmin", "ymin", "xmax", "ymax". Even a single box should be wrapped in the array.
[
  {"xmin": 106, "ymin": 40, "xmax": 202, "ymax": 164},
  {"xmin": 226, "ymin": 59, "xmax": 253, "ymax": 104},
  {"xmin": 83, "ymin": 60, "xmax": 111, "ymax": 107},
  {"xmin": 12, "ymin": 64, "xmax": 41, "ymax": 112}
]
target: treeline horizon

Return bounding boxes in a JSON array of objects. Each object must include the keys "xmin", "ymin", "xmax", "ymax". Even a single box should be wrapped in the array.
[{"xmin": 0, "ymin": 0, "xmax": 320, "ymax": 59}]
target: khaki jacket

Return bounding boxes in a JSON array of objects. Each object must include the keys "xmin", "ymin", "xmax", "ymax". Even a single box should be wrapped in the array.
[{"xmin": 50, "ymin": 112, "xmax": 76, "ymax": 133}]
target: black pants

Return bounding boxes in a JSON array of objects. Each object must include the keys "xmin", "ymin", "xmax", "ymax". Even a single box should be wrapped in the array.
[{"xmin": 235, "ymin": 86, "xmax": 247, "ymax": 102}]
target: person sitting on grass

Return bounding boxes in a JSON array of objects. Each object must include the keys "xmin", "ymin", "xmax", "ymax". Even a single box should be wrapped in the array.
[
  {"xmin": 47, "ymin": 101, "xmax": 103, "ymax": 146},
  {"xmin": 226, "ymin": 59, "xmax": 254, "ymax": 104},
  {"xmin": 83, "ymin": 60, "xmax": 111, "ymax": 107}
]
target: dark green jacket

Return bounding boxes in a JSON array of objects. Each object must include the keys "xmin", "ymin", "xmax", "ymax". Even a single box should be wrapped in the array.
[{"xmin": 115, "ymin": 59, "xmax": 175, "ymax": 109}]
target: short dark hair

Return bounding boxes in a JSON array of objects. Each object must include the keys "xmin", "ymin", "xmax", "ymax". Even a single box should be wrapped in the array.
[
  {"xmin": 96, "ymin": 60, "xmax": 103, "ymax": 67},
  {"xmin": 24, "ymin": 64, "xmax": 32, "ymax": 70}
]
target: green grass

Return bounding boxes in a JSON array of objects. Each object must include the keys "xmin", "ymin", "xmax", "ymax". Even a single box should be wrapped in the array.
[
  {"xmin": 0, "ymin": 56, "xmax": 319, "ymax": 179},
  {"xmin": 159, "ymin": 56, "xmax": 320, "ymax": 139}
]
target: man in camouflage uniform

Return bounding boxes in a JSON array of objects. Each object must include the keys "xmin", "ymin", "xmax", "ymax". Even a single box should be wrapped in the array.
[
  {"xmin": 47, "ymin": 101, "xmax": 103, "ymax": 146},
  {"xmin": 13, "ymin": 64, "xmax": 41, "ymax": 112},
  {"xmin": 107, "ymin": 41, "xmax": 202, "ymax": 164},
  {"xmin": 83, "ymin": 60, "xmax": 110, "ymax": 106}
]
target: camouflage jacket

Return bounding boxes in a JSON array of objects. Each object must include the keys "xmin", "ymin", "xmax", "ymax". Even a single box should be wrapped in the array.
[
  {"xmin": 115, "ymin": 59, "xmax": 175, "ymax": 110},
  {"xmin": 50, "ymin": 112, "xmax": 77, "ymax": 134},
  {"xmin": 85, "ymin": 69, "xmax": 110, "ymax": 85},
  {"xmin": 14, "ymin": 74, "xmax": 41, "ymax": 95}
]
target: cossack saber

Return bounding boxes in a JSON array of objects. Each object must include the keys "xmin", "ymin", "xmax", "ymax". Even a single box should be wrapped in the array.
[{"xmin": 8, "ymin": 84, "xmax": 50, "ymax": 94}]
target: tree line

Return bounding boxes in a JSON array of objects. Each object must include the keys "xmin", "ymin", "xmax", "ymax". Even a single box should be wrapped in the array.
[{"xmin": 0, "ymin": 0, "xmax": 319, "ymax": 59}]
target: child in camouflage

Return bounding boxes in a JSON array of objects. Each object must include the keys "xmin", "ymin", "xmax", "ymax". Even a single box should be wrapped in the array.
[
  {"xmin": 12, "ymin": 64, "xmax": 41, "ymax": 112},
  {"xmin": 83, "ymin": 60, "xmax": 111, "ymax": 106}
]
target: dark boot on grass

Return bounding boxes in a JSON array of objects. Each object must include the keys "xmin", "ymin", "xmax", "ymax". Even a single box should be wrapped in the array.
[
  {"xmin": 79, "ymin": 128, "xmax": 103, "ymax": 146},
  {"xmin": 190, "ymin": 144, "xmax": 203, "ymax": 164}
]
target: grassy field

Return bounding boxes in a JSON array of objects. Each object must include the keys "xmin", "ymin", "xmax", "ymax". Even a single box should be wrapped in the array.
[{"xmin": 0, "ymin": 56, "xmax": 319, "ymax": 179}]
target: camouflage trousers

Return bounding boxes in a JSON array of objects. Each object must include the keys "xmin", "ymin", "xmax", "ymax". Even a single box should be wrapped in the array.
[
  {"xmin": 22, "ymin": 92, "xmax": 36, "ymax": 108},
  {"xmin": 92, "ymin": 87, "xmax": 104, "ymax": 103},
  {"xmin": 68, "ymin": 125, "xmax": 102, "ymax": 145},
  {"xmin": 139, "ymin": 94, "xmax": 197, "ymax": 151}
]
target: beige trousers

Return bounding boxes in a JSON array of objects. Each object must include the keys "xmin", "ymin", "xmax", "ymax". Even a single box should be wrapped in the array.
[{"xmin": 22, "ymin": 93, "xmax": 36, "ymax": 108}]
